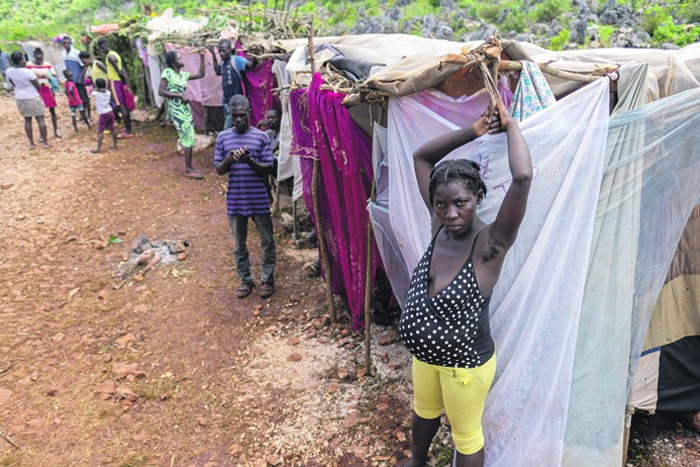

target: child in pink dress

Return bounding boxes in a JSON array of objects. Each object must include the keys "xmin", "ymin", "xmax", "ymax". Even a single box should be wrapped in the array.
[{"xmin": 63, "ymin": 69, "xmax": 91, "ymax": 133}]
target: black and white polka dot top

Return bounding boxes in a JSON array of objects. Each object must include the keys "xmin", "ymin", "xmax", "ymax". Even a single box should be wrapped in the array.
[{"xmin": 399, "ymin": 228, "xmax": 494, "ymax": 368}]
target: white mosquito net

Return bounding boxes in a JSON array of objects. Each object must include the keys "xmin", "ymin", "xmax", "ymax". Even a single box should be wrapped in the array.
[{"xmin": 369, "ymin": 71, "xmax": 700, "ymax": 465}]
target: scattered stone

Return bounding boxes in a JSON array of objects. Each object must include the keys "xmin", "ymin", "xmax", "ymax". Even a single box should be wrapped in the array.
[
  {"xmin": 52, "ymin": 333, "xmax": 65, "ymax": 343},
  {"xmin": 312, "ymin": 315, "xmax": 330, "ymax": 329},
  {"xmin": 116, "ymin": 384, "xmax": 138, "ymax": 402},
  {"xmin": 228, "ymin": 444, "xmax": 243, "ymax": 455},
  {"xmin": 661, "ymin": 42, "xmax": 681, "ymax": 50},
  {"xmin": 1, "ymin": 183, "xmax": 14, "ymax": 190},
  {"xmin": 96, "ymin": 380, "xmax": 116, "ymax": 394},
  {"xmin": 378, "ymin": 329, "xmax": 400, "ymax": 345},
  {"xmin": 30, "ymin": 371, "xmax": 38, "ymax": 382},
  {"xmin": 280, "ymin": 213, "xmax": 295, "ymax": 232},
  {"xmin": 306, "ymin": 328, "xmax": 316, "ymax": 338},
  {"xmin": 337, "ymin": 368, "xmax": 349, "ymax": 379},
  {"xmin": 115, "ymin": 334, "xmax": 137, "ymax": 350},
  {"xmin": 389, "ymin": 364, "xmax": 402, "ymax": 370},
  {"xmin": 327, "ymin": 384, "xmax": 338, "ymax": 394},
  {"xmin": 131, "ymin": 429, "xmax": 149, "ymax": 442},
  {"xmin": 287, "ymin": 337, "xmax": 300, "ymax": 346},
  {"xmin": 45, "ymin": 387, "xmax": 58, "ymax": 396},
  {"xmin": 166, "ymin": 239, "xmax": 187, "ymax": 255},
  {"xmin": 197, "ymin": 418, "xmax": 208, "ymax": 426},
  {"xmin": 0, "ymin": 388, "xmax": 12, "ymax": 404},
  {"xmin": 287, "ymin": 352, "xmax": 302, "ymax": 362},
  {"xmin": 265, "ymin": 455, "xmax": 283, "ymax": 466},
  {"xmin": 177, "ymin": 252, "xmax": 187, "ymax": 261},
  {"xmin": 98, "ymin": 289, "xmax": 109, "ymax": 300},
  {"xmin": 343, "ymin": 445, "xmax": 369, "ymax": 460},
  {"xmin": 132, "ymin": 235, "xmax": 151, "ymax": 254},
  {"xmin": 342, "ymin": 410, "xmax": 361, "ymax": 428},
  {"xmin": 317, "ymin": 337, "xmax": 330, "ymax": 344},
  {"xmin": 136, "ymin": 250, "xmax": 155, "ymax": 265},
  {"xmin": 376, "ymin": 403, "xmax": 390, "ymax": 413},
  {"xmin": 133, "ymin": 274, "xmax": 144, "ymax": 282},
  {"xmin": 112, "ymin": 362, "xmax": 141, "ymax": 379}
]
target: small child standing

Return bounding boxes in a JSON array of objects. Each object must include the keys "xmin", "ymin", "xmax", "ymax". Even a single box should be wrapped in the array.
[
  {"xmin": 90, "ymin": 78, "xmax": 117, "ymax": 153},
  {"xmin": 63, "ymin": 69, "xmax": 91, "ymax": 133}
]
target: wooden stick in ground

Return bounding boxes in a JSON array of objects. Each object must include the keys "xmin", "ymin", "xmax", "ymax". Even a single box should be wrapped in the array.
[
  {"xmin": 364, "ymin": 178, "xmax": 377, "ymax": 377},
  {"xmin": 308, "ymin": 23, "xmax": 336, "ymax": 324},
  {"xmin": 0, "ymin": 427, "xmax": 19, "ymax": 449}
]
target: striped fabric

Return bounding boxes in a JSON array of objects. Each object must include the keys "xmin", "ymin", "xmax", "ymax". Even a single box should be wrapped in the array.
[{"xmin": 214, "ymin": 127, "xmax": 273, "ymax": 216}]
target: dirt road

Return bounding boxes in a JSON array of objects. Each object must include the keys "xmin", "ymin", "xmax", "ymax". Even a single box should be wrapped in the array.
[{"xmin": 0, "ymin": 95, "xmax": 423, "ymax": 467}]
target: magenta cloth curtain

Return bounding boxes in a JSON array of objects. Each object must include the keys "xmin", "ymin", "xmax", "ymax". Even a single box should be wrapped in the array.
[
  {"xmin": 238, "ymin": 49, "xmax": 274, "ymax": 126},
  {"xmin": 290, "ymin": 74, "xmax": 379, "ymax": 329}
]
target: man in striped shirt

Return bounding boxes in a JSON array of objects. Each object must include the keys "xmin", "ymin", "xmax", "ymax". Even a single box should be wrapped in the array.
[{"xmin": 215, "ymin": 95, "xmax": 276, "ymax": 299}]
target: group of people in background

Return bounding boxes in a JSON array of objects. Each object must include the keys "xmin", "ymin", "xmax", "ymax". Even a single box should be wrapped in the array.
[
  {"xmin": 3, "ymin": 36, "xmax": 133, "ymax": 150},
  {"xmin": 3, "ymin": 36, "xmax": 283, "ymax": 299}
]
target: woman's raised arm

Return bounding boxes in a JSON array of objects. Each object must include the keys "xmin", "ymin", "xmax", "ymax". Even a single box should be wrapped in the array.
[
  {"xmin": 413, "ymin": 110, "xmax": 500, "ymax": 210},
  {"xmin": 487, "ymin": 102, "xmax": 532, "ymax": 253}
]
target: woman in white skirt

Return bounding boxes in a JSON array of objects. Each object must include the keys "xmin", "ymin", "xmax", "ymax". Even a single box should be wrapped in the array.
[{"xmin": 5, "ymin": 52, "xmax": 50, "ymax": 149}]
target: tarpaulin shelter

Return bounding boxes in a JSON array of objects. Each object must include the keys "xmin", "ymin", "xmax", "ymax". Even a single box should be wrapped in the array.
[{"xmin": 280, "ymin": 32, "xmax": 700, "ymax": 467}]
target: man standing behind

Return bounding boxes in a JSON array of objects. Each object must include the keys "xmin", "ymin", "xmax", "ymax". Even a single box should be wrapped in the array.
[
  {"xmin": 208, "ymin": 39, "xmax": 259, "ymax": 130},
  {"xmin": 61, "ymin": 36, "xmax": 90, "ymax": 121},
  {"xmin": 97, "ymin": 38, "xmax": 133, "ymax": 137},
  {"xmin": 215, "ymin": 95, "xmax": 276, "ymax": 299}
]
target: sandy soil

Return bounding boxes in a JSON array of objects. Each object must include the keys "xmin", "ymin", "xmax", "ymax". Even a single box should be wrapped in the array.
[{"xmin": 0, "ymin": 93, "xmax": 696, "ymax": 467}]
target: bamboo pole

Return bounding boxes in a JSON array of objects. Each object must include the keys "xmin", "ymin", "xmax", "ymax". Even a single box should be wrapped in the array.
[{"xmin": 308, "ymin": 23, "xmax": 336, "ymax": 324}]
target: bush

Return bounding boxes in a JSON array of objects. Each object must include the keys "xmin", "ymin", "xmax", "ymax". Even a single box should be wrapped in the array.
[
  {"xmin": 599, "ymin": 24, "xmax": 615, "ymax": 44},
  {"xmin": 531, "ymin": 0, "xmax": 571, "ymax": 23},
  {"xmin": 499, "ymin": 8, "xmax": 527, "ymax": 33},
  {"xmin": 679, "ymin": 1, "xmax": 700, "ymax": 24},
  {"xmin": 653, "ymin": 17, "xmax": 700, "ymax": 46},
  {"xmin": 641, "ymin": 6, "xmax": 670, "ymax": 36},
  {"xmin": 549, "ymin": 28, "xmax": 570, "ymax": 50},
  {"xmin": 479, "ymin": 3, "xmax": 502, "ymax": 23}
]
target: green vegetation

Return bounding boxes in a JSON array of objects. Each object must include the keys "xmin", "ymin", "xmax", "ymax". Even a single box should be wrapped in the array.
[
  {"xmin": 0, "ymin": 0, "xmax": 698, "ymax": 51},
  {"xmin": 531, "ymin": 0, "xmax": 572, "ymax": 23},
  {"xmin": 549, "ymin": 28, "xmax": 570, "ymax": 50}
]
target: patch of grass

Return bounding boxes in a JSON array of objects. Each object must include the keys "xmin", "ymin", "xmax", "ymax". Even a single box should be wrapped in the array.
[
  {"xmin": 599, "ymin": 25, "xmax": 615, "ymax": 45},
  {"xmin": 0, "ymin": 449, "xmax": 26, "ymax": 467},
  {"xmin": 430, "ymin": 444, "xmax": 455, "ymax": 466},
  {"xmin": 119, "ymin": 453, "xmax": 151, "ymax": 467}
]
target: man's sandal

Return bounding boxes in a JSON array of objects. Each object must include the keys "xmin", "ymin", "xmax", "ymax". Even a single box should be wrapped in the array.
[
  {"xmin": 260, "ymin": 283, "xmax": 275, "ymax": 298},
  {"xmin": 236, "ymin": 283, "xmax": 255, "ymax": 299},
  {"xmin": 304, "ymin": 260, "xmax": 321, "ymax": 278}
]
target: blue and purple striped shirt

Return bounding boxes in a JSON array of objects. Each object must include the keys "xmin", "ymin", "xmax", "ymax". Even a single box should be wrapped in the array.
[{"xmin": 214, "ymin": 127, "xmax": 273, "ymax": 216}]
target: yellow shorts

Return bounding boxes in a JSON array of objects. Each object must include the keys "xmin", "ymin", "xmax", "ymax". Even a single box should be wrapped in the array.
[{"xmin": 412, "ymin": 354, "xmax": 496, "ymax": 455}]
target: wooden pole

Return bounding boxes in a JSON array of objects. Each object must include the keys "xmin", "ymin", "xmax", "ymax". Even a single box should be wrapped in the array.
[
  {"xmin": 308, "ymin": 23, "xmax": 336, "ymax": 324},
  {"xmin": 364, "ymin": 179, "xmax": 377, "ymax": 376}
]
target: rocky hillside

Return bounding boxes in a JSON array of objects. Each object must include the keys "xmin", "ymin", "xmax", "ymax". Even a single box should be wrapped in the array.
[
  {"xmin": 1, "ymin": 0, "xmax": 698, "ymax": 51},
  {"xmin": 312, "ymin": 0, "xmax": 700, "ymax": 50}
]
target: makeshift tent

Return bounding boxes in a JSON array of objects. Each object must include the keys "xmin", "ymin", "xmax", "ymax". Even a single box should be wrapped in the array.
[{"xmin": 281, "ymin": 33, "xmax": 700, "ymax": 467}]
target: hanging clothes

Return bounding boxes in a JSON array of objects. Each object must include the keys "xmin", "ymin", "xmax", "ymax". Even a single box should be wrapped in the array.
[{"xmin": 508, "ymin": 61, "xmax": 556, "ymax": 122}]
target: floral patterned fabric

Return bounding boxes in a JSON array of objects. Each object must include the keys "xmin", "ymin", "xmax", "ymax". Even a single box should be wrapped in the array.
[{"xmin": 508, "ymin": 61, "xmax": 556, "ymax": 121}]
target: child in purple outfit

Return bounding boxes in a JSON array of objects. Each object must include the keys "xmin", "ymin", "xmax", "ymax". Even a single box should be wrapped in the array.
[{"xmin": 90, "ymin": 78, "xmax": 117, "ymax": 153}]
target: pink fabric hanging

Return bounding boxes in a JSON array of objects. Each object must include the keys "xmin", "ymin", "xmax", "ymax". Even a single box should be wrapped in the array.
[
  {"xmin": 239, "ymin": 49, "xmax": 274, "ymax": 126},
  {"xmin": 290, "ymin": 75, "xmax": 379, "ymax": 329}
]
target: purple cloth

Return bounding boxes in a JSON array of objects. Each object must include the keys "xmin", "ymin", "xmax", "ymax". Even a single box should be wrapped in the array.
[
  {"xmin": 214, "ymin": 127, "xmax": 273, "ymax": 216},
  {"xmin": 292, "ymin": 74, "xmax": 379, "ymax": 329},
  {"xmin": 239, "ymin": 49, "xmax": 274, "ymax": 126}
]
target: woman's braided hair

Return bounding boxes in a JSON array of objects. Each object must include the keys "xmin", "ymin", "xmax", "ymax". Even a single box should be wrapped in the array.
[
  {"xmin": 428, "ymin": 159, "xmax": 487, "ymax": 206},
  {"xmin": 165, "ymin": 51, "xmax": 179, "ymax": 68}
]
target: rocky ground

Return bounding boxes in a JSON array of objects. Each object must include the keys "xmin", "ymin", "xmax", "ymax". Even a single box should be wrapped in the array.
[{"xmin": 0, "ymin": 93, "xmax": 698, "ymax": 467}]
